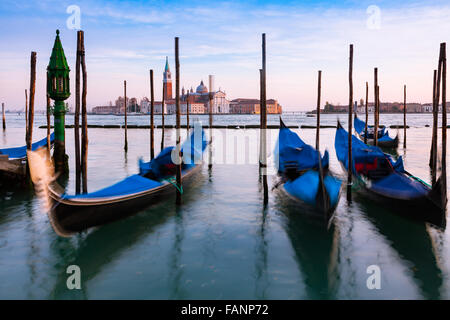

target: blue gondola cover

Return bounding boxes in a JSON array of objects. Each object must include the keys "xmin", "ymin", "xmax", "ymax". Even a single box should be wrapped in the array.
[
  {"xmin": 335, "ymin": 125, "xmax": 431, "ymax": 200},
  {"xmin": 274, "ymin": 125, "xmax": 328, "ymax": 173},
  {"xmin": 63, "ymin": 174, "xmax": 162, "ymax": 200},
  {"xmin": 0, "ymin": 133, "xmax": 55, "ymax": 159}
]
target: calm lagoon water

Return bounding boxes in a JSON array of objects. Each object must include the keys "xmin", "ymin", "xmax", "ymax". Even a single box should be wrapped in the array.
[{"xmin": 1, "ymin": 113, "xmax": 450, "ymax": 299}]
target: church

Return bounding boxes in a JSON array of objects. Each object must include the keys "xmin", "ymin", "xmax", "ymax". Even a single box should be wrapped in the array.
[{"xmin": 162, "ymin": 57, "xmax": 230, "ymax": 114}]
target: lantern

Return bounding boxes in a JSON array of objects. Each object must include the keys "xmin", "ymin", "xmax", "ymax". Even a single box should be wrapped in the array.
[{"xmin": 47, "ymin": 29, "xmax": 70, "ymax": 172}]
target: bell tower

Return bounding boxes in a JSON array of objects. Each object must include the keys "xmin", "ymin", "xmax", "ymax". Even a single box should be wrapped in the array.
[{"xmin": 163, "ymin": 56, "xmax": 172, "ymax": 100}]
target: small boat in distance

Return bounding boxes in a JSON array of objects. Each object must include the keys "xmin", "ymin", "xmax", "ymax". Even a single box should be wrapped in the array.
[
  {"xmin": 354, "ymin": 115, "xmax": 399, "ymax": 149},
  {"xmin": 274, "ymin": 119, "xmax": 342, "ymax": 220},
  {"xmin": 0, "ymin": 133, "xmax": 55, "ymax": 178},
  {"xmin": 27, "ymin": 129, "xmax": 208, "ymax": 237},
  {"xmin": 335, "ymin": 122, "xmax": 446, "ymax": 227}
]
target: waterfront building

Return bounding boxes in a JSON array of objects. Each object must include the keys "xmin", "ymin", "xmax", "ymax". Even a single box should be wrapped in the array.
[{"xmin": 229, "ymin": 98, "xmax": 282, "ymax": 114}]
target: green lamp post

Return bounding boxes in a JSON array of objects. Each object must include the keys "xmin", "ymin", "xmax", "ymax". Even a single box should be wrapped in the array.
[{"xmin": 47, "ymin": 29, "xmax": 70, "ymax": 173}]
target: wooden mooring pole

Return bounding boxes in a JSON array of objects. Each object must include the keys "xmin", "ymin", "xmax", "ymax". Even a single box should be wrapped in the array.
[
  {"xmin": 434, "ymin": 50, "xmax": 443, "ymax": 185},
  {"xmin": 124, "ymin": 80, "xmax": 128, "ymax": 152},
  {"xmin": 364, "ymin": 82, "xmax": 368, "ymax": 144},
  {"xmin": 347, "ymin": 44, "xmax": 353, "ymax": 202},
  {"xmin": 186, "ymin": 92, "xmax": 190, "ymax": 133},
  {"xmin": 403, "ymin": 85, "xmax": 407, "ymax": 148},
  {"xmin": 25, "ymin": 89, "xmax": 28, "ymax": 136},
  {"xmin": 175, "ymin": 37, "xmax": 182, "ymax": 205},
  {"xmin": 161, "ymin": 83, "xmax": 165, "ymax": 151},
  {"xmin": 440, "ymin": 42, "xmax": 447, "ymax": 207},
  {"xmin": 374, "ymin": 68, "xmax": 379, "ymax": 147},
  {"xmin": 260, "ymin": 33, "xmax": 268, "ymax": 204},
  {"xmin": 2, "ymin": 103, "xmax": 5, "ymax": 131},
  {"xmin": 150, "ymin": 69, "xmax": 155, "ymax": 160},
  {"xmin": 27, "ymin": 52, "xmax": 36, "ymax": 151},
  {"xmin": 75, "ymin": 31, "xmax": 82, "ymax": 194},
  {"xmin": 316, "ymin": 70, "xmax": 322, "ymax": 150},
  {"xmin": 208, "ymin": 75, "xmax": 214, "ymax": 170},
  {"xmin": 80, "ymin": 30, "xmax": 88, "ymax": 194},
  {"xmin": 430, "ymin": 69, "xmax": 438, "ymax": 183},
  {"xmin": 259, "ymin": 69, "xmax": 268, "ymax": 204},
  {"xmin": 46, "ymin": 94, "xmax": 51, "ymax": 151}
]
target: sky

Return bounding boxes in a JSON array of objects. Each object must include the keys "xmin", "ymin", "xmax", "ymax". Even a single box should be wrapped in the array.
[{"xmin": 0, "ymin": 0, "xmax": 450, "ymax": 111}]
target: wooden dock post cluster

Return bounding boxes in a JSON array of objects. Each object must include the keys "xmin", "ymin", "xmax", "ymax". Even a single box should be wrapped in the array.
[
  {"xmin": 259, "ymin": 33, "xmax": 268, "ymax": 204},
  {"xmin": 75, "ymin": 32, "xmax": 81, "ymax": 193},
  {"xmin": 428, "ymin": 42, "xmax": 447, "ymax": 208},
  {"xmin": 80, "ymin": 31, "xmax": 88, "ymax": 193},
  {"xmin": 175, "ymin": 36, "xmax": 182, "ymax": 205},
  {"xmin": 74, "ymin": 30, "xmax": 88, "ymax": 194},
  {"xmin": 347, "ymin": 44, "xmax": 353, "ymax": 202}
]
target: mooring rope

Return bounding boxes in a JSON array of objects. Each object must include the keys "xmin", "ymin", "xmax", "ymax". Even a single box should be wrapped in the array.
[{"xmin": 164, "ymin": 177, "xmax": 184, "ymax": 194}]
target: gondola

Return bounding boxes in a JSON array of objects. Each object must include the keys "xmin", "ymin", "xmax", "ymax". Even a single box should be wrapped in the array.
[
  {"xmin": 274, "ymin": 119, "xmax": 342, "ymax": 219},
  {"xmin": 354, "ymin": 115, "xmax": 399, "ymax": 148},
  {"xmin": 27, "ymin": 129, "xmax": 208, "ymax": 237},
  {"xmin": 0, "ymin": 133, "xmax": 55, "ymax": 178},
  {"xmin": 335, "ymin": 122, "xmax": 446, "ymax": 227}
]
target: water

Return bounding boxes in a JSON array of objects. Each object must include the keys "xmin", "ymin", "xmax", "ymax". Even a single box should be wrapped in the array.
[{"xmin": 1, "ymin": 113, "xmax": 449, "ymax": 299}]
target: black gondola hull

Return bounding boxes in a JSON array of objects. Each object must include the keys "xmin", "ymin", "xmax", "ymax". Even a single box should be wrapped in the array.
[
  {"xmin": 341, "ymin": 164, "xmax": 446, "ymax": 227},
  {"xmin": 48, "ymin": 165, "xmax": 202, "ymax": 236},
  {"xmin": 356, "ymin": 132, "xmax": 399, "ymax": 149}
]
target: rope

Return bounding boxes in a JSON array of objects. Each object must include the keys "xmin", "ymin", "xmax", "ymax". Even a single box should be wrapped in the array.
[{"xmin": 164, "ymin": 177, "xmax": 183, "ymax": 194}]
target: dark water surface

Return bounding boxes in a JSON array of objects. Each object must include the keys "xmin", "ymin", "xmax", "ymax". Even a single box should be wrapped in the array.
[{"xmin": 1, "ymin": 113, "xmax": 449, "ymax": 299}]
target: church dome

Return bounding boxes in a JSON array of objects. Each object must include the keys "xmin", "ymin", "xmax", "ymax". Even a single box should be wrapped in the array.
[{"xmin": 196, "ymin": 80, "xmax": 208, "ymax": 94}]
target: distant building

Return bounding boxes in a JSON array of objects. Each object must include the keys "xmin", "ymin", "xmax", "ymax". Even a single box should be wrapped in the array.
[
  {"xmin": 93, "ymin": 57, "xmax": 284, "ymax": 115},
  {"xmin": 229, "ymin": 98, "xmax": 282, "ymax": 114},
  {"xmin": 92, "ymin": 105, "xmax": 118, "ymax": 114},
  {"xmin": 163, "ymin": 56, "xmax": 173, "ymax": 101},
  {"xmin": 115, "ymin": 96, "xmax": 129, "ymax": 113},
  {"xmin": 129, "ymin": 97, "xmax": 139, "ymax": 112},
  {"xmin": 324, "ymin": 100, "xmax": 444, "ymax": 114},
  {"xmin": 140, "ymin": 97, "xmax": 150, "ymax": 113},
  {"xmin": 166, "ymin": 102, "xmax": 205, "ymax": 114},
  {"xmin": 92, "ymin": 101, "xmax": 119, "ymax": 114},
  {"xmin": 178, "ymin": 80, "xmax": 230, "ymax": 114}
]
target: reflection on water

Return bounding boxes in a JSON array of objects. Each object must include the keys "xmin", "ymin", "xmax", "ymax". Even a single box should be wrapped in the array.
[
  {"xmin": 357, "ymin": 198, "xmax": 443, "ymax": 299},
  {"xmin": 168, "ymin": 207, "xmax": 185, "ymax": 299},
  {"xmin": 0, "ymin": 114, "xmax": 450, "ymax": 299},
  {"xmin": 275, "ymin": 192, "xmax": 339, "ymax": 299}
]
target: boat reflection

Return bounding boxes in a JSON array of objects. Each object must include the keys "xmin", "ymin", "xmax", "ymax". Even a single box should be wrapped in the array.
[
  {"xmin": 357, "ymin": 196, "xmax": 444, "ymax": 299},
  {"xmin": 274, "ymin": 192, "xmax": 339, "ymax": 299},
  {"xmin": 48, "ymin": 171, "xmax": 206, "ymax": 299}
]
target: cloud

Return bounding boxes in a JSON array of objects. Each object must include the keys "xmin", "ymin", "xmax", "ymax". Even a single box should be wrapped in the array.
[{"xmin": 1, "ymin": 1, "xmax": 450, "ymax": 111}]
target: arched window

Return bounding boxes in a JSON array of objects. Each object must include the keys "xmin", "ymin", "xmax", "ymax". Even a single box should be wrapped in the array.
[{"xmin": 58, "ymin": 77, "xmax": 63, "ymax": 92}]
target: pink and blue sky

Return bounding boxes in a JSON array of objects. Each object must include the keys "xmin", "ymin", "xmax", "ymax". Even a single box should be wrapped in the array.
[{"xmin": 0, "ymin": 0, "xmax": 449, "ymax": 111}]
